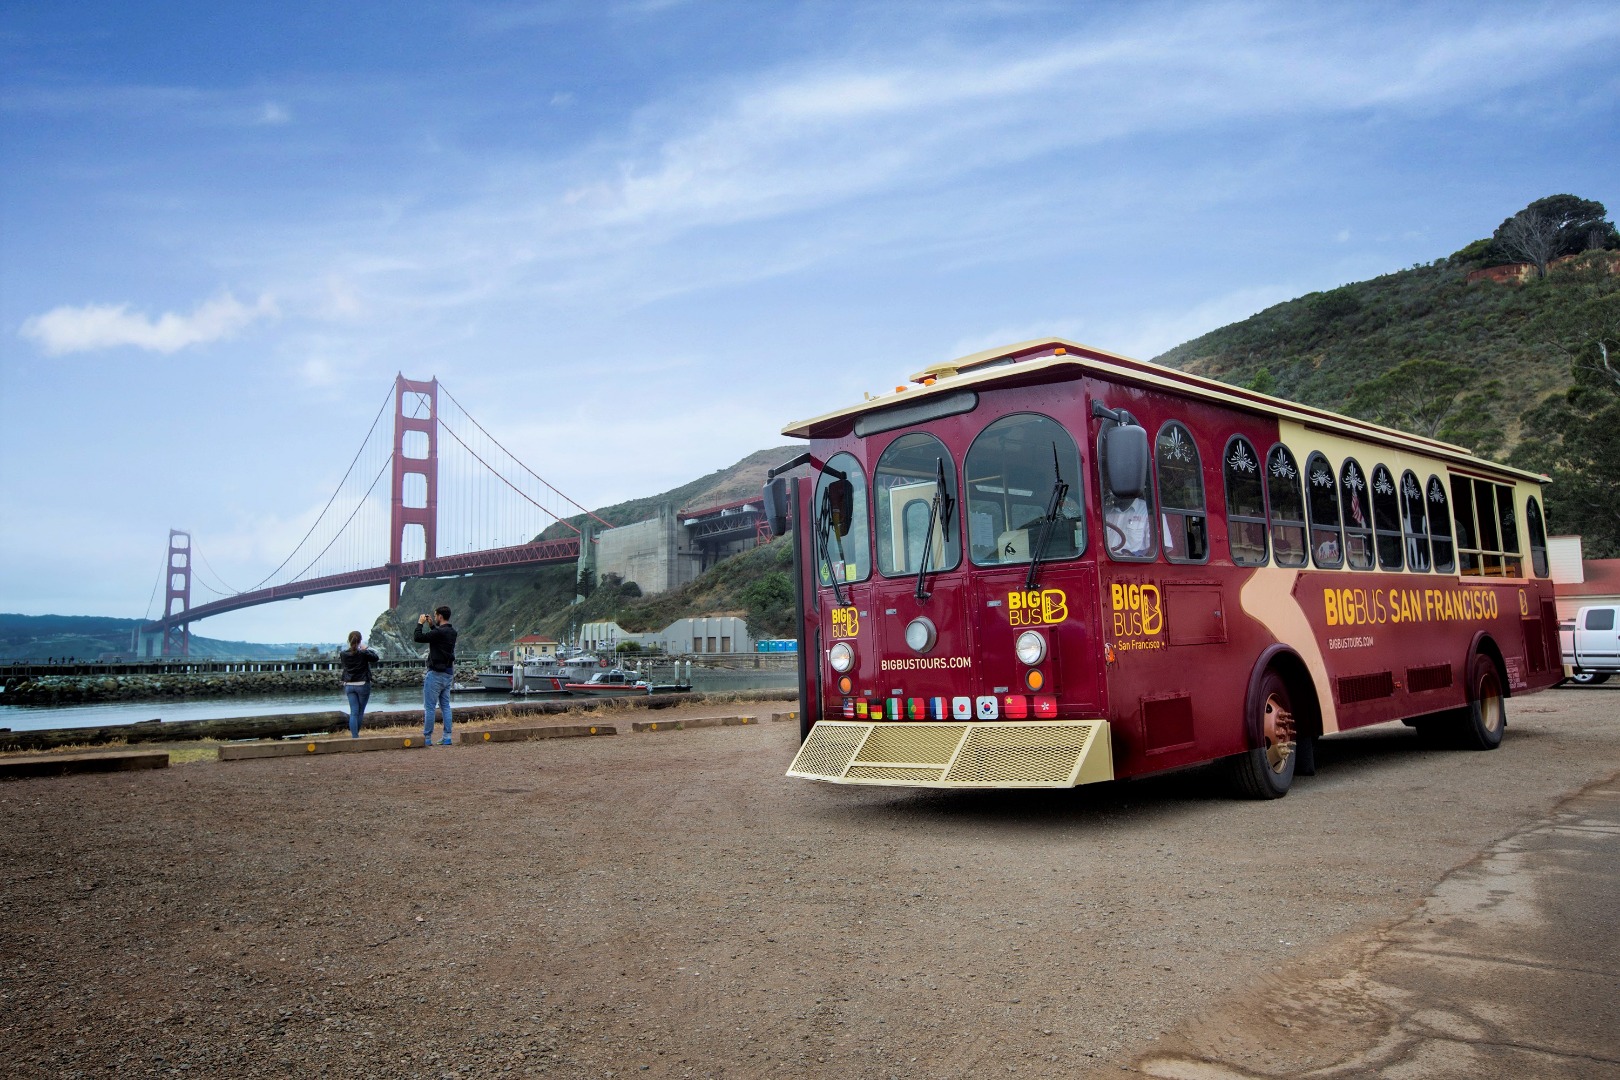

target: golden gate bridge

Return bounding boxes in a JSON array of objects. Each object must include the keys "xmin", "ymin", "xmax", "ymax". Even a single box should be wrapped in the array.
[{"xmin": 142, "ymin": 376, "xmax": 614, "ymax": 655}]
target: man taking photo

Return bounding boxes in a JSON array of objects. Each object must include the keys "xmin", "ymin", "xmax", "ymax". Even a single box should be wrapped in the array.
[{"xmin": 415, "ymin": 605, "xmax": 458, "ymax": 745}]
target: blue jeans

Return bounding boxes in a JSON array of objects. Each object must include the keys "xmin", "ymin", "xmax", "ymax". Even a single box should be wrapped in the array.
[
  {"xmin": 423, "ymin": 669, "xmax": 454, "ymax": 740},
  {"xmin": 345, "ymin": 684, "xmax": 371, "ymax": 737}
]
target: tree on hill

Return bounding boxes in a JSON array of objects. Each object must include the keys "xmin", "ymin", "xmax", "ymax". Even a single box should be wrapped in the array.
[{"xmin": 1492, "ymin": 195, "xmax": 1619, "ymax": 278}]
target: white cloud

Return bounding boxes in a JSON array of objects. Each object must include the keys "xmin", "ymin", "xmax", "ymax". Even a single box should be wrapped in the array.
[
  {"xmin": 20, "ymin": 291, "xmax": 279, "ymax": 355},
  {"xmin": 257, "ymin": 101, "xmax": 292, "ymax": 124}
]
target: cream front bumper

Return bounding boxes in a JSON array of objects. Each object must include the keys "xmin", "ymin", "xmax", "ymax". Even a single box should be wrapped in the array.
[{"xmin": 787, "ymin": 719, "xmax": 1114, "ymax": 789}]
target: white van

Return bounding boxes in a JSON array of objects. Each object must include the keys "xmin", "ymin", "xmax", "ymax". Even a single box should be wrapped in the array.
[{"xmin": 1563, "ymin": 604, "xmax": 1620, "ymax": 685}]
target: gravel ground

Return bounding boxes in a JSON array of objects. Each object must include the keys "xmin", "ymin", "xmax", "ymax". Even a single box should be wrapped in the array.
[{"xmin": 1, "ymin": 687, "xmax": 1616, "ymax": 1079}]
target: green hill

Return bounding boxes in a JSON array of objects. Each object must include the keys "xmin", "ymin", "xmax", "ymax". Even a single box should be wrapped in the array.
[{"xmin": 0, "ymin": 613, "xmax": 323, "ymax": 661}]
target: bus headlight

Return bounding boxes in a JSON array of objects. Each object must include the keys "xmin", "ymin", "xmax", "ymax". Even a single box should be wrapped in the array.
[
  {"xmin": 829, "ymin": 641, "xmax": 855, "ymax": 673},
  {"xmin": 904, "ymin": 616, "xmax": 937, "ymax": 654},
  {"xmin": 1015, "ymin": 630, "xmax": 1047, "ymax": 666}
]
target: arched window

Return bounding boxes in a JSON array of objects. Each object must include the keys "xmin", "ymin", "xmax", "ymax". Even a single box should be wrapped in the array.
[
  {"xmin": 1305, "ymin": 452, "xmax": 1343, "ymax": 569},
  {"xmin": 1223, "ymin": 436, "xmax": 1268, "ymax": 566},
  {"xmin": 1266, "ymin": 444, "xmax": 1307, "ymax": 568},
  {"xmin": 1370, "ymin": 464, "xmax": 1403, "ymax": 571},
  {"xmin": 1100, "ymin": 422, "xmax": 1158, "ymax": 562},
  {"xmin": 1400, "ymin": 470, "xmax": 1430, "ymax": 572},
  {"xmin": 1527, "ymin": 496, "xmax": 1549, "ymax": 578},
  {"xmin": 815, "ymin": 452, "xmax": 871, "ymax": 587},
  {"xmin": 1340, "ymin": 459, "xmax": 1374, "ymax": 570},
  {"xmin": 1497, "ymin": 486, "xmax": 1522, "ymax": 576},
  {"xmin": 1427, "ymin": 476, "xmax": 1455, "ymax": 573},
  {"xmin": 1156, "ymin": 422, "xmax": 1208, "ymax": 564},
  {"xmin": 873, "ymin": 433, "xmax": 961, "ymax": 576},
  {"xmin": 964, "ymin": 413, "xmax": 1085, "ymax": 566}
]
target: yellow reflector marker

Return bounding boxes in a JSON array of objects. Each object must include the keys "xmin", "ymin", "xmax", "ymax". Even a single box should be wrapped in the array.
[
  {"xmin": 306, "ymin": 742, "xmax": 317, "ymax": 753},
  {"xmin": 589, "ymin": 726, "xmax": 597, "ymax": 734},
  {"xmin": 483, "ymin": 732, "xmax": 491, "ymax": 741}
]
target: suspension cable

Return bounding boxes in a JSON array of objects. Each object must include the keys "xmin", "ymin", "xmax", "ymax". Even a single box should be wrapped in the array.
[
  {"xmin": 438, "ymin": 384, "xmax": 614, "ymax": 529},
  {"xmin": 249, "ymin": 385, "xmax": 394, "ymax": 591},
  {"xmin": 287, "ymin": 453, "xmax": 395, "ymax": 583},
  {"xmin": 192, "ymin": 542, "xmax": 244, "ymax": 595},
  {"xmin": 435, "ymin": 415, "xmax": 582, "ymax": 536}
]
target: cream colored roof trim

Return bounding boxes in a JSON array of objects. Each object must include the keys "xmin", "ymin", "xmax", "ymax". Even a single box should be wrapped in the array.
[{"xmin": 781, "ymin": 337, "xmax": 1548, "ymax": 485}]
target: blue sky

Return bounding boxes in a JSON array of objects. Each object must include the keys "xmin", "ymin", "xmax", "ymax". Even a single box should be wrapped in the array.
[{"xmin": 2, "ymin": 1, "xmax": 1617, "ymax": 645}]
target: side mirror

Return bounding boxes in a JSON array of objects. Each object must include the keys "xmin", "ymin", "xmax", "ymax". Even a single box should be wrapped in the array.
[
  {"xmin": 1104, "ymin": 424, "xmax": 1149, "ymax": 499},
  {"xmin": 763, "ymin": 477, "xmax": 791, "ymax": 537},
  {"xmin": 822, "ymin": 478, "xmax": 855, "ymax": 538}
]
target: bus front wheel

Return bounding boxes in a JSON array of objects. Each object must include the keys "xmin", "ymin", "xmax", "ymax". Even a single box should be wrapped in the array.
[
  {"xmin": 1454, "ymin": 652, "xmax": 1507, "ymax": 751},
  {"xmin": 1231, "ymin": 670, "xmax": 1296, "ymax": 799}
]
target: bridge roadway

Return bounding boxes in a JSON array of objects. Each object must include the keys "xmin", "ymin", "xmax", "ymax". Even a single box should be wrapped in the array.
[
  {"xmin": 141, "ymin": 536, "xmax": 581, "ymax": 636},
  {"xmin": 1, "ymin": 657, "xmax": 429, "ymax": 680}
]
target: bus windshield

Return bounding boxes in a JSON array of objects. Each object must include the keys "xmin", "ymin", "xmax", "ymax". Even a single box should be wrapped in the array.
[
  {"xmin": 874, "ymin": 433, "xmax": 961, "ymax": 576},
  {"xmin": 965, "ymin": 413, "xmax": 1085, "ymax": 566}
]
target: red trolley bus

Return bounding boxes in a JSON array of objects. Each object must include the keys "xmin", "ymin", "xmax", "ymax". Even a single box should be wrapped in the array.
[{"xmin": 762, "ymin": 338, "xmax": 1562, "ymax": 798}]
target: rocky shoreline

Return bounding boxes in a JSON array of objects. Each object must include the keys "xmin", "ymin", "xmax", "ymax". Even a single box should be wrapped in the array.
[{"xmin": 0, "ymin": 664, "xmax": 475, "ymax": 706}]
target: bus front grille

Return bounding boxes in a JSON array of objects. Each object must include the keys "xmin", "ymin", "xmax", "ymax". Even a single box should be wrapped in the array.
[{"xmin": 788, "ymin": 719, "xmax": 1113, "ymax": 789}]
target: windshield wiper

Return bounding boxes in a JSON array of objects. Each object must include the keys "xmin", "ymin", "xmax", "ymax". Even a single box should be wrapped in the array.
[
  {"xmin": 914, "ymin": 457, "xmax": 955, "ymax": 601},
  {"xmin": 1025, "ymin": 443, "xmax": 1069, "ymax": 590},
  {"xmin": 818, "ymin": 494, "xmax": 848, "ymax": 606}
]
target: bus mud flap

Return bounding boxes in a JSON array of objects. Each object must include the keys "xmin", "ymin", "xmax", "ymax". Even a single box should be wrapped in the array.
[{"xmin": 787, "ymin": 719, "xmax": 1113, "ymax": 789}]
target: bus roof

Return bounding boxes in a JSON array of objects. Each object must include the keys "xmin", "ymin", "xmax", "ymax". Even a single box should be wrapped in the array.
[{"xmin": 781, "ymin": 337, "xmax": 1548, "ymax": 484}]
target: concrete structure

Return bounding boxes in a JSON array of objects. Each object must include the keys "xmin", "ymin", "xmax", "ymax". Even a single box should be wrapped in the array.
[
  {"xmin": 579, "ymin": 616, "xmax": 752, "ymax": 655},
  {"xmin": 582, "ymin": 498, "xmax": 769, "ymax": 598}
]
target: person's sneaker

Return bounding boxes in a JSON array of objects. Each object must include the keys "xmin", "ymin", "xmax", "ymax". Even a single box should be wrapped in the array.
[
  {"xmin": 421, "ymin": 737, "xmax": 434, "ymax": 746},
  {"xmin": 440, "ymin": 737, "xmax": 453, "ymax": 745}
]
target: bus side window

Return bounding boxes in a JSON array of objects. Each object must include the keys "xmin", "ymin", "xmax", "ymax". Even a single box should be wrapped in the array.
[
  {"xmin": 1155, "ymin": 421, "xmax": 1207, "ymax": 564},
  {"xmin": 1340, "ymin": 459, "xmax": 1375, "ymax": 570},
  {"xmin": 1527, "ymin": 496, "xmax": 1549, "ymax": 578},
  {"xmin": 1370, "ymin": 464, "xmax": 1404, "ymax": 571},
  {"xmin": 1473, "ymin": 480, "xmax": 1502, "ymax": 575},
  {"xmin": 1496, "ymin": 483, "xmax": 1522, "ymax": 577},
  {"xmin": 1400, "ymin": 470, "xmax": 1431, "ymax": 572},
  {"xmin": 1305, "ymin": 452, "xmax": 1343, "ymax": 568},
  {"xmin": 1223, "ymin": 435, "xmax": 1268, "ymax": 566},
  {"xmin": 1266, "ymin": 444, "xmax": 1307, "ymax": 568},
  {"xmin": 1428, "ymin": 475, "xmax": 1456, "ymax": 573},
  {"xmin": 1450, "ymin": 475, "xmax": 1480, "ymax": 575}
]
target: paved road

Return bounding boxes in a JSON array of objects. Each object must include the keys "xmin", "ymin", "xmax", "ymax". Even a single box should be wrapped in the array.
[
  {"xmin": 1127, "ymin": 766, "xmax": 1620, "ymax": 1078},
  {"xmin": 1, "ymin": 686, "xmax": 1616, "ymax": 1077}
]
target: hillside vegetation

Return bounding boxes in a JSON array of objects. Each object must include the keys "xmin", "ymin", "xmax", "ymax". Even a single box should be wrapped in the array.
[
  {"xmin": 1154, "ymin": 196, "xmax": 1619, "ymax": 556},
  {"xmin": 0, "ymin": 613, "xmax": 319, "ymax": 661}
]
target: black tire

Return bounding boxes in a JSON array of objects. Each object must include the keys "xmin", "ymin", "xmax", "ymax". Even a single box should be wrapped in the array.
[
  {"xmin": 1569, "ymin": 671, "xmax": 1610, "ymax": 686},
  {"xmin": 1231, "ymin": 670, "xmax": 1296, "ymax": 799},
  {"xmin": 1454, "ymin": 652, "xmax": 1507, "ymax": 751}
]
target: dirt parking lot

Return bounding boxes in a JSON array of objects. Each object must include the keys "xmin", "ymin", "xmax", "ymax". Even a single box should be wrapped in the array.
[{"xmin": 2, "ymin": 687, "xmax": 1617, "ymax": 1078}]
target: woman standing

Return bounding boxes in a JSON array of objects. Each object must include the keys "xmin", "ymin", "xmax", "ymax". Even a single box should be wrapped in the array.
[{"xmin": 340, "ymin": 631, "xmax": 381, "ymax": 738}]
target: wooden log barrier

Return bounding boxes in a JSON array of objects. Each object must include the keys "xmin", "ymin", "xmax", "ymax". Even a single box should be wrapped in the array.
[{"xmin": 0, "ymin": 750, "xmax": 170, "ymax": 779}]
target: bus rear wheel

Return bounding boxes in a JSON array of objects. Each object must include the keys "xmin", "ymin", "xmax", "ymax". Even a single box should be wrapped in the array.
[
  {"xmin": 1454, "ymin": 652, "xmax": 1507, "ymax": 751},
  {"xmin": 1231, "ymin": 670, "xmax": 1296, "ymax": 799}
]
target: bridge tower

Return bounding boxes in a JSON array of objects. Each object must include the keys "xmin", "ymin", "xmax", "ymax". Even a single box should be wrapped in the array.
[
  {"xmin": 164, "ymin": 529, "xmax": 192, "ymax": 656},
  {"xmin": 389, "ymin": 375, "xmax": 439, "ymax": 608}
]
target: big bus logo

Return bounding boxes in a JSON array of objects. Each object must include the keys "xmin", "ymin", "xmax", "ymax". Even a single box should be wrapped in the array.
[
  {"xmin": 830, "ymin": 606, "xmax": 860, "ymax": 638},
  {"xmin": 1008, "ymin": 588, "xmax": 1067, "ymax": 627},
  {"xmin": 1111, "ymin": 583, "xmax": 1163, "ymax": 637}
]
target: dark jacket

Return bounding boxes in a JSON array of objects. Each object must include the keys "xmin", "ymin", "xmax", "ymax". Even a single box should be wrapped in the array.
[
  {"xmin": 340, "ymin": 647, "xmax": 380, "ymax": 684},
  {"xmin": 414, "ymin": 621, "xmax": 458, "ymax": 673}
]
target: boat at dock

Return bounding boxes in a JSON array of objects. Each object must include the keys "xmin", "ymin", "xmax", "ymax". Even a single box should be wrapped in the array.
[{"xmin": 563, "ymin": 668, "xmax": 692, "ymax": 696}]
